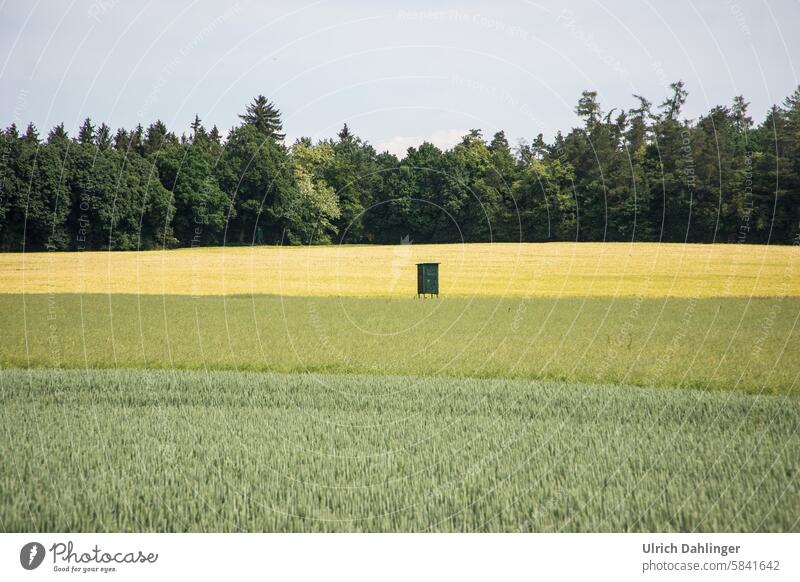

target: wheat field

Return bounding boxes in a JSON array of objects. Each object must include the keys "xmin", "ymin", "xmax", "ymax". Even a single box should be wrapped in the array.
[
  {"xmin": 2, "ymin": 368, "xmax": 797, "ymax": 532},
  {"xmin": 1, "ymin": 242, "xmax": 797, "ymax": 297}
]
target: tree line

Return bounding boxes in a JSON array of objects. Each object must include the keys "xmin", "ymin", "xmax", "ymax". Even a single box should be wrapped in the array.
[{"xmin": 1, "ymin": 83, "xmax": 799, "ymax": 251}]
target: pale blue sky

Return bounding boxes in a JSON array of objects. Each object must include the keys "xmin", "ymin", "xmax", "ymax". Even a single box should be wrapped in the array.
[{"xmin": 2, "ymin": 0, "xmax": 798, "ymax": 156}]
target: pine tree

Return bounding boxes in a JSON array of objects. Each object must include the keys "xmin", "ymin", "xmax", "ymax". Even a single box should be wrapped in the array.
[
  {"xmin": 129, "ymin": 124, "xmax": 144, "ymax": 154},
  {"xmin": 338, "ymin": 123, "xmax": 353, "ymax": 142},
  {"xmin": 190, "ymin": 115, "xmax": 202, "ymax": 139},
  {"xmin": 47, "ymin": 123, "xmax": 68, "ymax": 144},
  {"xmin": 209, "ymin": 125, "xmax": 222, "ymax": 144},
  {"xmin": 22, "ymin": 123, "xmax": 39, "ymax": 144},
  {"xmin": 113, "ymin": 128, "xmax": 129, "ymax": 151},
  {"xmin": 239, "ymin": 95, "xmax": 285, "ymax": 140},
  {"xmin": 660, "ymin": 81, "xmax": 688, "ymax": 121},
  {"xmin": 731, "ymin": 95, "xmax": 752, "ymax": 134},
  {"xmin": 143, "ymin": 120, "xmax": 172, "ymax": 155},
  {"xmin": 77, "ymin": 118, "xmax": 95, "ymax": 144},
  {"xmin": 576, "ymin": 91, "xmax": 601, "ymax": 130},
  {"xmin": 627, "ymin": 95, "xmax": 652, "ymax": 152},
  {"xmin": 96, "ymin": 123, "xmax": 112, "ymax": 150},
  {"xmin": 190, "ymin": 115, "xmax": 208, "ymax": 143}
]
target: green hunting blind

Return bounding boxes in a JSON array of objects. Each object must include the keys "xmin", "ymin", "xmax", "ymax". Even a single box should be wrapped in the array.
[{"xmin": 416, "ymin": 262, "xmax": 439, "ymax": 297}]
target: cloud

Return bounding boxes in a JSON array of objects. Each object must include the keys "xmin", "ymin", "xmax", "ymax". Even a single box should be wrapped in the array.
[{"xmin": 376, "ymin": 129, "xmax": 468, "ymax": 158}]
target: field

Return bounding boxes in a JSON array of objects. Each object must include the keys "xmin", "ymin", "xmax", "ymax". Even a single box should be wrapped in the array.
[
  {"xmin": 1, "ymin": 243, "xmax": 798, "ymax": 532},
  {"xmin": 2, "ymin": 368, "xmax": 798, "ymax": 532},
  {"xmin": 1, "ymin": 242, "xmax": 797, "ymax": 297},
  {"xmin": 1, "ymin": 294, "xmax": 798, "ymax": 394}
]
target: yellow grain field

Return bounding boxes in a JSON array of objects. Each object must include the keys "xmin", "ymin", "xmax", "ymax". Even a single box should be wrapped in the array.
[{"xmin": 0, "ymin": 242, "xmax": 797, "ymax": 297}]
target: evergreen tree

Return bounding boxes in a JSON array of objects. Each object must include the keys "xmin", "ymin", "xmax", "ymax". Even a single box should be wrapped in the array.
[
  {"xmin": 209, "ymin": 125, "xmax": 222, "ymax": 144},
  {"xmin": 648, "ymin": 81, "xmax": 693, "ymax": 241},
  {"xmin": 22, "ymin": 123, "xmax": 39, "ymax": 144},
  {"xmin": 47, "ymin": 123, "xmax": 69, "ymax": 144},
  {"xmin": 190, "ymin": 115, "xmax": 202, "ymax": 138},
  {"xmin": 128, "ymin": 124, "xmax": 144, "ymax": 155},
  {"xmin": 338, "ymin": 123, "xmax": 353, "ymax": 142},
  {"xmin": 576, "ymin": 90, "xmax": 601, "ymax": 130},
  {"xmin": 661, "ymin": 81, "xmax": 688, "ymax": 121},
  {"xmin": 113, "ymin": 128, "xmax": 129, "ymax": 151},
  {"xmin": 238, "ymin": 95, "xmax": 285, "ymax": 141},
  {"xmin": 96, "ymin": 123, "xmax": 112, "ymax": 150},
  {"xmin": 143, "ymin": 120, "xmax": 171, "ymax": 155},
  {"xmin": 77, "ymin": 117, "xmax": 95, "ymax": 144}
]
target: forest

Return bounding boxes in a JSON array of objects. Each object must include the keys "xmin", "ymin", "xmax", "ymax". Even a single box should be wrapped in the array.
[{"xmin": 1, "ymin": 82, "xmax": 799, "ymax": 251}]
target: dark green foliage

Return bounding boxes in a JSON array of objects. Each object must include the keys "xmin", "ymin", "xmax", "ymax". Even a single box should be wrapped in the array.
[
  {"xmin": 238, "ymin": 94, "xmax": 285, "ymax": 141},
  {"xmin": 95, "ymin": 123, "xmax": 112, "ymax": 150},
  {"xmin": 159, "ymin": 147, "xmax": 226, "ymax": 246},
  {"xmin": 66, "ymin": 142, "xmax": 176, "ymax": 250},
  {"xmin": 218, "ymin": 123, "xmax": 294, "ymax": 244},
  {"xmin": 0, "ymin": 131, "xmax": 71, "ymax": 250},
  {"xmin": 142, "ymin": 119, "xmax": 177, "ymax": 156},
  {"xmin": 46, "ymin": 122, "xmax": 68, "ymax": 144},
  {"xmin": 323, "ymin": 126, "xmax": 380, "ymax": 243},
  {"xmin": 0, "ymin": 125, "xmax": 176, "ymax": 251},
  {"xmin": 77, "ymin": 117, "xmax": 95, "ymax": 144},
  {"xmin": 2, "ymin": 87, "xmax": 800, "ymax": 250}
]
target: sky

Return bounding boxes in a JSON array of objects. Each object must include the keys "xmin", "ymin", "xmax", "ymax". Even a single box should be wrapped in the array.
[{"xmin": 1, "ymin": 0, "xmax": 799, "ymax": 157}]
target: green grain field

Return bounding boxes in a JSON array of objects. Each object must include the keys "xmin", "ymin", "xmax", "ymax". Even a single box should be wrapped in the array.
[
  {"xmin": 1, "ymin": 294, "xmax": 797, "ymax": 395},
  {"xmin": 1, "ymin": 368, "xmax": 797, "ymax": 532}
]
